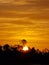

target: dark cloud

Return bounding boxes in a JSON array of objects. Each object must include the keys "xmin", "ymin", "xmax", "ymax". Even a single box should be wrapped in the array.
[
  {"xmin": 0, "ymin": 0, "xmax": 49, "ymax": 8},
  {"xmin": 26, "ymin": 0, "xmax": 49, "ymax": 8}
]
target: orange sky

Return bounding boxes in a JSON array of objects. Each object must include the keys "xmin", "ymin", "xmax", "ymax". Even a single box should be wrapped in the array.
[{"xmin": 0, "ymin": 0, "xmax": 49, "ymax": 50}]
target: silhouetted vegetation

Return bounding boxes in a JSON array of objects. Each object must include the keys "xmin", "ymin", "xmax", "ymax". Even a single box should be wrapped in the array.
[{"xmin": 0, "ymin": 44, "xmax": 49, "ymax": 65}]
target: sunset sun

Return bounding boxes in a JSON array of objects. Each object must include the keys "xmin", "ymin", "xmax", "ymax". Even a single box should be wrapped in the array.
[{"xmin": 23, "ymin": 46, "xmax": 29, "ymax": 51}]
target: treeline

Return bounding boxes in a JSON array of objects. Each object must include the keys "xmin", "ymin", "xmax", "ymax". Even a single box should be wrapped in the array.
[{"xmin": 0, "ymin": 44, "xmax": 49, "ymax": 65}]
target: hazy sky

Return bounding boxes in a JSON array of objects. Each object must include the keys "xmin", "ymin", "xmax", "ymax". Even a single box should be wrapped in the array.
[{"xmin": 0, "ymin": 0, "xmax": 49, "ymax": 50}]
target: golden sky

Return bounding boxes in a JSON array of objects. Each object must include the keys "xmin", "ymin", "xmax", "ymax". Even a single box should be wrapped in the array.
[{"xmin": 0, "ymin": 0, "xmax": 49, "ymax": 50}]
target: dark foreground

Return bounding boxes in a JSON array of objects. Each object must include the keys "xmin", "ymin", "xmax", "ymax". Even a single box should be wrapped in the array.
[{"xmin": 0, "ymin": 44, "xmax": 49, "ymax": 65}]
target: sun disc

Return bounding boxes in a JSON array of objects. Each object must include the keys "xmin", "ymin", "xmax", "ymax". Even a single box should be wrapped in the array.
[{"xmin": 23, "ymin": 46, "xmax": 29, "ymax": 51}]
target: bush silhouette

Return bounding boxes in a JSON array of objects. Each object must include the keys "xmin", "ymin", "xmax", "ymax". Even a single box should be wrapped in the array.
[{"xmin": 0, "ymin": 44, "xmax": 49, "ymax": 65}]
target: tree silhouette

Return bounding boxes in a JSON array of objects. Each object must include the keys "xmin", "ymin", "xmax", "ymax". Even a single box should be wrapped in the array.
[{"xmin": 21, "ymin": 39, "xmax": 27, "ymax": 46}]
